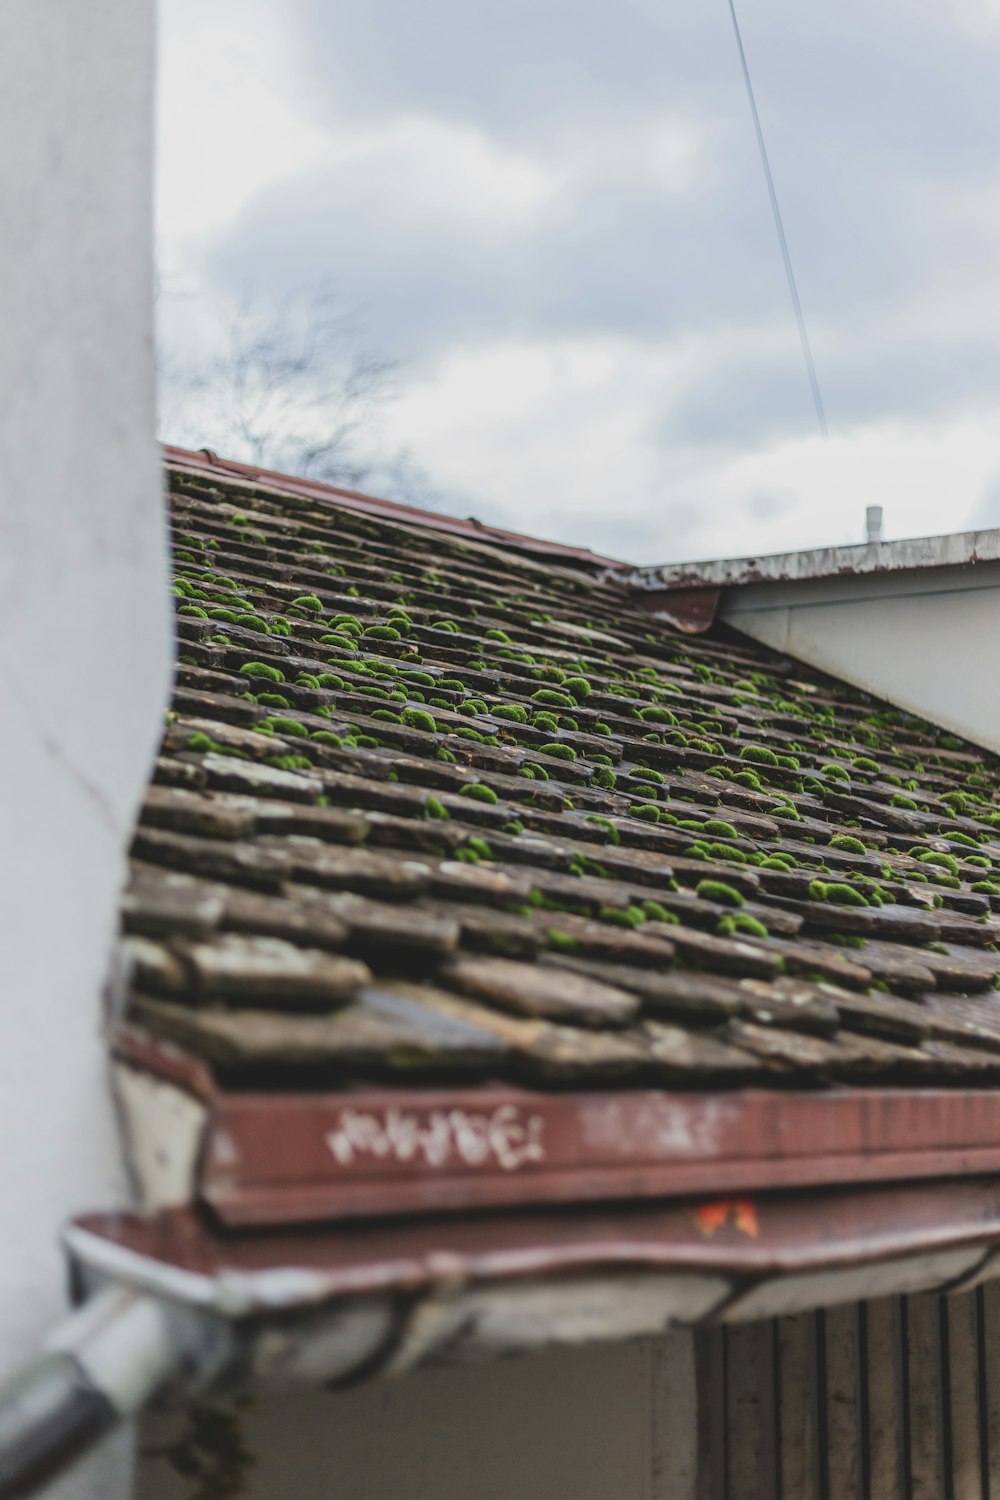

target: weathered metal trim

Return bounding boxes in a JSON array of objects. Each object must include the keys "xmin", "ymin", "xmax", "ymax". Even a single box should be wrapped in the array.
[
  {"xmin": 616, "ymin": 527, "xmax": 1000, "ymax": 593},
  {"xmin": 629, "ymin": 586, "xmax": 722, "ymax": 634},
  {"xmin": 162, "ymin": 446, "xmax": 626, "ymax": 570},
  {"xmin": 190, "ymin": 1083, "xmax": 1000, "ymax": 1229}
]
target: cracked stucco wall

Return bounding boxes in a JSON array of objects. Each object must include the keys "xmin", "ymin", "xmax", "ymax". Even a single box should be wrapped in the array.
[{"xmin": 0, "ymin": 3, "xmax": 169, "ymax": 1497}]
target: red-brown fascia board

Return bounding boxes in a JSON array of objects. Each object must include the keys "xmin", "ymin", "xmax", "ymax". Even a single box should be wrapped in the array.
[
  {"xmin": 115, "ymin": 1030, "xmax": 1000, "ymax": 1230},
  {"xmin": 162, "ymin": 445, "xmax": 627, "ymax": 570},
  {"xmin": 68, "ymin": 1174, "xmax": 1000, "ymax": 1315}
]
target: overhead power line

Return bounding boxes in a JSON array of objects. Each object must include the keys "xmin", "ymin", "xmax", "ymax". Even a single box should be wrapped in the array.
[{"xmin": 725, "ymin": 0, "xmax": 829, "ymax": 439}]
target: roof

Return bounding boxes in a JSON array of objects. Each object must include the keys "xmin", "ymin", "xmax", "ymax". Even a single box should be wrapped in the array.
[
  {"xmin": 617, "ymin": 527, "xmax": 1000, "ymax": 593},
  {"xmin": 76, "ymin": 453, "xmax": 1000, "ymax": 1329}
]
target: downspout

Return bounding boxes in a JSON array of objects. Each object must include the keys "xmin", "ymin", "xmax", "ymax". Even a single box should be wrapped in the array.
[{"xmin": 0, "ymin": 1287, "xmax": 232, "ymax": 1500}]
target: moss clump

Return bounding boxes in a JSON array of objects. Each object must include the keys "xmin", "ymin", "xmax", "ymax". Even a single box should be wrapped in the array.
[
  {"xmin": 370, "ymin": 709, "xmax": 403, "ymax": 723},
  {"xmin": 829, "ymin": 835, "xmax": 868, "ymax": 855},
  {"xmin": 266, "ymin": 754, "xmax": 313, "ymax": 771},
  {"xmin": 539, "ymin": 742, "xmax": 577, "ymax": 761},
  {"xmin": 402, "ymin": 708, "xmax": 438, "ymax": 733},
  {"xmin": 186, "ymin": 732, "xmax": 216, "ymax": 752},
  {"xmin": 547, "ymin": 930, "xmax": 581, "ymax": 952},
  {"xmin": 695, "ymin": 879, "xmax": 744, "ymax": 908},
  {"xmin": 701, "ymin": 819, "xmax": 738, "ymax": 840},
  {"xmin": 530, "ymin": 689, "xmax": 576, "ymax": 710},
  {"xmin": 464, "ymin": 836, "xmax": 495, "ymax": 861},
  {"xmin": 364, "ymin": 625, "xmax": 402, "ymax": 641},
  {"xmin": 630, "ymin": 803, "xmax": 661, "ymax": 822},
  {"xmin": 972, "ymin": 880, "xmax": 1000, "ymax": 894},
  {"xmin": 585, "ymin": 814, "xmax": 621, "ymax": 845},
  {"xmin": 563, "ymin": 676, "xmax": 592, "ymax": 701},
  {"xmin": 732, "ymin": 770, "xmax": 764, "ymax": 791},
  {"xmin": 919, "ymin": 850, "xmax": 961, "ymax": 876},
  {"xmin": 638, "ymin": 706, "xmax": 677, "ymax": 725},
  {"xmin": 599, "ymin": 904, "xmax": 647, "ymax": 928},
  {"xmin": 257, "ymin": 692, "xmax": 291, "ymax": 708},
  {"xmin": 632, "ymin": 767, "xmax": 665, "ymax": 786},
  {"xmin": 809, "ymin": 880, "xmax": 869, "ymax": 907},
  {"xmin": 761, "ymin": 854, "xmax": 796, "ymax": 871},
  {"xmin": 240, "ymin": 661, "xmax": 285, "ymax": 683},
  {"xmin": 315, "ymin": 673, "xmax": 345, "ymax": 690},
  {"xmin": 492, "ymin": 704, "xmax": 528, "ymax": 723},
  {"xmin": 432, "ymin": 619, "xmax": 460, "ymax": 633},
  {"xmin": 852, "ymin": 756, "xmax": 880, "ymax": 774},
  {"xmin": 309, "ymin": 730, "xmax": 343, "ymax": 746},
  {"xmin": 265, "ymin": 716, "xmax": 309, "ymax": 739},
  {"xmin": 717, "ymin": 913, "xmax": 769, "ymax": 939},
  {"xmin": 740, "ymin": 745, "xmax": 779, "ymax": 767},
  {"xmin": 459, "ymin": 782, "xmax": 499, "ymax": 805},
  {"xmin": 484, "ymin": 628, "xmax": 511, "ymax": 643},
  {"xmin": 890, "ymin": 793, "xmax": 918, "ymax": 809},
  {"xmin": 641, "ymin": 900, "xmax": 678, "ymax": 924},
  {"xmin": 291, "ymin": 594, "xmax": 324, "ymax": 614}
]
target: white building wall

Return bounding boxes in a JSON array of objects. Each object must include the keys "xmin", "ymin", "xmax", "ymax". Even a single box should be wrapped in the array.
[
  {"xmin": 0, "ymin": 4, "xmax": 167, "ymax": 1497},
  {"xmin": 720, "ymin": 562, "xmax": 1000, "ymax": 755}
]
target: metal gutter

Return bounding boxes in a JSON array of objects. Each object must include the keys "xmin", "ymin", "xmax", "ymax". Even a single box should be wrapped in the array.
[{"xmin": 162, "ymin": 445, "xmax": 626, "ymax": 571}]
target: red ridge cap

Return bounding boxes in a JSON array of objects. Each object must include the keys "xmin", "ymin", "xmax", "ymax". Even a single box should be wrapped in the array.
[{"xmin": 162, "ymin": 444, "xmax": 627, "ymax": 570}]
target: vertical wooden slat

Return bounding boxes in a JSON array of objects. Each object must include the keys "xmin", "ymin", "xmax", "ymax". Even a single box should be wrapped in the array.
[
  {"xmin": 695, "ymin": 1326, "xmax": 727, "ymax": 1500},
  {"xmin": 946, "ymin": 1290, "xmax": 983, "ymax": 1500},
  {"xmin": 866, "ymin": 1297, "xmax": 905, "ymax": 1500},
  {"xmin": 651, "ymin": 1330, "xmax": 699, "ymax": 1500},
  {"xmin": 980, "ymin": 1283, "xmax": 1000, "ymax": 1498},
  {"xmin": 824, "ymin": 1303, "xmax": 862, "ymax": 1500},
  {"xmin": 725, "ymin": 1321, "xmax": 776, "ymax": 1500},
  {"xmin": 776, "ymin": 1311, "xmax": 821, "ymax": 1500},
  {"xmin": 906, "ymin": 1292, "xmax": 946, "ymax": 1500}
]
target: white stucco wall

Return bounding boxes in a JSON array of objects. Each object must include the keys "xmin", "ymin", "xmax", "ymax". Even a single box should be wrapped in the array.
[
  {"xmin": 0, "ymin": 4, "xmax": 168, "ymax": 1497},
  {"xmin": 721, "ymin": 562, "xmax": 1000, "ymax": 755},
  {"xmin": 139, "ymin": 1337, "xmax": 696, "ymax": 1500}
]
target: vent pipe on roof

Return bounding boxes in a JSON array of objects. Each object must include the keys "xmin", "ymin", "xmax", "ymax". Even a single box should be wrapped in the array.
[{"xmin": 865, "ymin": 506, "xmax": 884, "ymax": 544}]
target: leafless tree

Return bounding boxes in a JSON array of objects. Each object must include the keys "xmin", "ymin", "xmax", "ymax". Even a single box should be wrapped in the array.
[{"xmin": 158, "ymin": 283, "xmax": 433, "ymax": 499}]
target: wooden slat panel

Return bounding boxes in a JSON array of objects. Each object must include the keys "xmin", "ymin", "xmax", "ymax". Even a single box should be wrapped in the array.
[
  {"xmin": 906, "ymin": 1293, "xmax": 946, "ymax": 1500},
  {"xmin": 980, "ymin": 1283, "xmax": 1000, "ymax": 1499},
  {"xmin": 725, "ymin": 1321, "xmax": 776, "ymax": 1500},
  {"xmin": 946, "ymin": 1290, "xmax": 983, "ymax": 1500},
  {"xmin": 695, "ymin": 1326, "xmax": 726, "ymax": 1500},
  {"xmin": 651, "ymin": 1331, "xmax": 699, "ymax": 1500},
  {"xmin": 776, "ymin": 1312, "xmax": 820, "ymax": 1500},
  {"xmin": 866, "ymin": 1297, "xmax": 905, "ymax": 1500},
  {"xmin": 823, "ymin": 1303, "xmax": 862, "ymax": 1500}
]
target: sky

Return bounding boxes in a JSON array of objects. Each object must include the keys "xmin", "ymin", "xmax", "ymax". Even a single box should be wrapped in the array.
[{"xmin": 157, "ymin": 0, "xmax": 1000, "ymax": 564}]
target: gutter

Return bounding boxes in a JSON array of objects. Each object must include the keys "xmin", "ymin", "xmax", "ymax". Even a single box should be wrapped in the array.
[{"xmin": 7, "ymin": 1170, "xmax": 1000, "ymax": 1494}]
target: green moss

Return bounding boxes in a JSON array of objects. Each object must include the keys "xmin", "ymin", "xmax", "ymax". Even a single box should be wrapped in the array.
[
  {"xmin": 270, "ymin": 616, "xmax": 292, "ymax": 637},
  {"xmin": 701, "ymin": 819, "xmax": 738, "ymax": 840},
  {"xmin": 484, "ymin": 628, "xmax": 511, "ymax": 643},
  {"xmin": 539, "ymin": 742, "xmax": 577, "ymax": 761},
  {"xmin": 186, "ymin": 732, "xmax": 216, "ymax": 752},
  {"xmin": 492, "ymin": 704, "xmax": 529, "ymax": 723},
  {"xmin": 309, "ymin": 730, "xmax": 343, "ymax": 746},
  {"xmin": 732, "ymin": 770, "xmax": 764, "ymax": 791},
  {"xmin": 919, "ymin": 850, "xmax": 961, "ymax": 876},
  {"xmin": 717, "ymin": 913, "xmax": 769, "ymax": 939},
  {"xmin": 590, "ymin": 766, "xmax": 617, "ymax": 791},
  {"xmin": 563, "ymin": 676, "xmax": 592, "ymax": 700},
  {"xmin": 256, "ymin": 692, "xmax": 291, "ymax": 708},
  {"xmin": 641, "ymin": 900, "xmax": 678, "ymax": 924},
  {"xmin": 432, "ymin": 619, "xmax": 460, "ymax": 633},
  {"xmin": 266, "ymin": 754, "xmax": 313, "ymax": 770},
  {"xmin": 594, "ymin": 721, "xmax": 612, "ymax": 736},
  {"xmin": 740, "ymin": 745, "xmax": 779, "ymax": 767},
  {"xmin": 291, "ymin": 594, "xmax": 324, "ymax": 614},
  {"xmin": 547, "ymin": 930, "xmax": 581, "ymax": 952},
  {"xmin": 179, "ymin": 605, "xmax": 209, "ymax": 618},
  {"xmin": 632, "ymin": 767, "xmax": 665, "ymax": 786},
  {"xmin": 465, "ymin": 836, "xmax": 494, "ymax": 861},
  {"xmin": 460, "ymin": 783, "xmax": 499, "ymax": 804},
  {"xmin": 266, "ymin": 716, "xmax": 309, "ymax": 739},
  {"xmin": 809, "ymin": 880, "xmax": 869, "ymax": 907},
  {"xmin": 829, "ymin": 835, "xmax": 868, "ymax": 855},
  {"xmin": 402, "ymin": 708, "xmax": 438, "ymax": 733},
  {"xmin": 638, "ymin": 706, "xmax": 678, "ymax": 725},
  {"xmin": 852, "ymin": 756, "xmax": 880, "ymax": 774},
  {"xmin": 695, "ymin": 879, "xmax": 745, "ymax": 908},
  {"xmin": 630, "ymin": 803, "xmax": 661, "ymax": 822},
  {"xmin": 599, "ymin": 904, "xmax": 647, "ymax": 928},
  {"xmin": 370, "ymin": 709, "xmax": 403, "ymax": 723},
  {"xmin": 240, "ymin": 661, "xmax": 285, "ymax": 683},
  {"xmin": 531, "ymin": 689, "xmax": 576, "ymax": 709},
  {"xmin": 586, "ymin": 814, "xmax": 621, "ymax": 844}
]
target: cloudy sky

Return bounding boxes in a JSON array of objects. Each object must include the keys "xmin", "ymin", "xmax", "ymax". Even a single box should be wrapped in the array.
[{"xmin": 157, "ymin": 0, "xmax": 1000, "ymax": 563}]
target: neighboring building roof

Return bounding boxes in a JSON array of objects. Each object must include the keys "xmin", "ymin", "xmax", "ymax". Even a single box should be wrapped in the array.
[
  {"xmin": 619, "ymin": 527, "xmax": 1000, "ymax": 593},
  {"xmin": 74, "ymin": 454, "xmax": 1000, "ymax": 1331}
]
